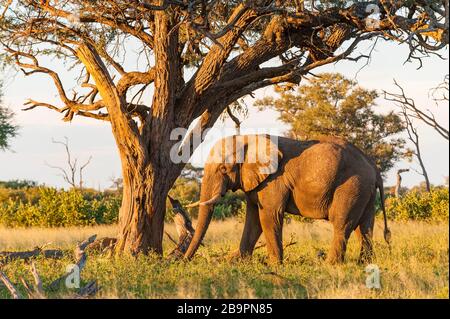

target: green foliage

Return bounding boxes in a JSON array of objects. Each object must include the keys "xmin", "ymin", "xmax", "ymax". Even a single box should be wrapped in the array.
[
  {"xmin": 0, "ymin": 187, "xmax": 121, "ymax": 227},
  {"xmin": 385, "ymin": 188, "xmax": 449, "ymax": 221},
  {"xmin": 0, "ymin": 81, "xmax": 18, "ymax": 150},
  {"xmin": 255, "ymin": 73, "xmax": 408, "ymax": 174},
  {"xmin": 167, "ymin": 177, "xmax": 246, "ymax": 221},
  {"xmin": 1, "ymin": 177, "xmax": 447, "ymax": 227},
  {"xmin": 213, "ymin": 191, "xmax": 246, "ymax": 220},
  {"xmin": 167, "ymin": 177, "xmax": 200, "ymax": 221},
  {"xmin": 0, "ymin": 179, "xmax": 38, "ymax": 189}
]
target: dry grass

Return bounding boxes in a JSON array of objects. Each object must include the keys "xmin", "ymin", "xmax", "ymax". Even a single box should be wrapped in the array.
[
  {"xmin": 0, "ymin": 218, "xmax": 448, "ymax": 299},
  {"xmin": 0, "ymin": 225, "xmax": 117, "ymax": 251}
]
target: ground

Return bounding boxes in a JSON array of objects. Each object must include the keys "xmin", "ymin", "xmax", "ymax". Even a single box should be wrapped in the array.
[{"xmin": 0, "ymin": 218, "xmax": 448, "ymax": 299}]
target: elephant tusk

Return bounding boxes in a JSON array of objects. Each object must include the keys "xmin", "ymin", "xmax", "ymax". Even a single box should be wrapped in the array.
[
  {"xmin": 185, "ymin": 200, "xmax": 200, "ymax": 208},
  {"xmin": 185, "ymin": 194, "xmax": 222, "ymax": 208}
]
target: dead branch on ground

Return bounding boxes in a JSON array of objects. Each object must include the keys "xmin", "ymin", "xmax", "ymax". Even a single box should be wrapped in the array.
[{"xmin": 0, "ymin": 235, "xmax": 99, "ymax": 299}]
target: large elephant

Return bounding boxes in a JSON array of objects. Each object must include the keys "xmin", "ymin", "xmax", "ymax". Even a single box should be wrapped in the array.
[{"xmin": 184, "ymin": 134, "xmax": 390, "ymax": 264}]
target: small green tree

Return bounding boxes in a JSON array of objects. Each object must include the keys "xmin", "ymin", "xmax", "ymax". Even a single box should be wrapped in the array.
[
  {"xmin": 0, "ymin": 81, "xmax": 17, "ymax": 150},
  {"xmin": 255, "ymin": 73, "xmax": 408, "ymax": 174}
]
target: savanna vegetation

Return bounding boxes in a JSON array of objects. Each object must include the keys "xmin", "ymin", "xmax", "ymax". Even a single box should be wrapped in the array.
[
  {"xmin": 0, "ymin": 219, "xmax": 448, "ymax": 298},
  {"xmin": 1, "ymin": 0, "xmax": 447, "ymax": 255},
  {"xmin": 0, "ymin": 1, "xmax": 448, "ymax": 300},
  {"xmin": 0, "ymin": 178, "xmax": 448, "ymax": 228}
]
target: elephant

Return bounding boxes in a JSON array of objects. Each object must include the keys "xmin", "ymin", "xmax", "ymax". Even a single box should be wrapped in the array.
[{"xmin": 184, "ymin": 134, "xmax": 390, "ymax": 264}]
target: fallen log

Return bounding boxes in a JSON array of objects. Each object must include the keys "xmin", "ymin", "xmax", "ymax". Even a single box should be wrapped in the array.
[
  {"xmin": 0, "ymin": 235, "xmax": 99, "ymax": 299},
  {"xmin": 87, "ymin": 237, "xmax": 117, "ymax": 254},
  {"xmin": 0, "ymin": 270, "xmax": 23, "ymax": 299},
  {"xmin": 0, "ymin": 248, "xmax": 64, "ymax": 265},
  {"xmin": 49, "ymin": 234, "xmax": 97, "ymax": 291}
]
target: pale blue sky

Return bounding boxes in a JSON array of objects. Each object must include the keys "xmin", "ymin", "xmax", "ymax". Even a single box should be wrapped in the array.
[{"xmin": 1, "ymin": 40, "xmax": 448, "ymax": 189}]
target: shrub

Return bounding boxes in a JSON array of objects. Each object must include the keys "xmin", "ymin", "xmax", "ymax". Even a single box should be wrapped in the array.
[
  {"xmin": 212, "ymin": 191, "xmax": 246, "ymax": 220},
  {"xmin": 0, "ymin": 179, "xmax": 38, "ymax": 189},
  {"xmin": 167, "ymin": 178, "xmax": 246, "ymax": 221},
  {"xmin": 1, "ymin": 178, "xmax": 447, "ymax": 228},
  {"xmin": 0, "ymin": 187, "xmax": 121, "ymax": 227},
  {"xmin": 384, "ymin": 187, "xmax": 449, "ymax": 221}
]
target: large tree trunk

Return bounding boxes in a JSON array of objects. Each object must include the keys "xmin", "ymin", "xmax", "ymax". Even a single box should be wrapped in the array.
[{"xmin": 114, "ymin": 146, "xmax": 181, "ymax": 255}]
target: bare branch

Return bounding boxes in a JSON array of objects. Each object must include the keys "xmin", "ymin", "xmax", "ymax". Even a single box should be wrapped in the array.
[
  {"xmin": 400, "ymin": 106, "xmax": 431, "ymax": 192},
  {"xmin": 384, "ymin": 80, "xmax": 449, "ymax": 140},
  {"xmin": 47, "ymin": 137, "xmax": 93, "ymax": 189},
  {"xmin": 49, "ymin": 234, "xmax": 97, "ymax": 291},
  {"xmin": 0, "ymin": 270, "xmax": 23, "ymax": 299},
  {"xmin": 226, "ymin": 105, "xmax": 242, "ymax": 135}
]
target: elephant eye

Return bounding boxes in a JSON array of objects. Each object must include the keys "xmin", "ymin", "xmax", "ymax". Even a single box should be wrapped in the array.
[{"xmin": 219, "ymin": 165, "xmax": 227, "ymax": 174}]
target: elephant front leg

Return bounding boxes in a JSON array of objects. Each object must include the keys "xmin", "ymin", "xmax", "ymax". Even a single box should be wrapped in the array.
[
  {"xmin": 259, "ymin": 207, "xmax": 285, "ymax": 264},
  {"xmin": 237, "ymin": 199, "xmax": 262, "ymax": 258}
]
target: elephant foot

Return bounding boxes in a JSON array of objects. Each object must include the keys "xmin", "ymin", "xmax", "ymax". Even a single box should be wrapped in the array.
[
  {"xmin": 267, "ymin": 255, "xmax": 283, "ymax": 265},
  {"xmin": 226, "ymin": 250, "xmax": 251, "ymax": 263}
]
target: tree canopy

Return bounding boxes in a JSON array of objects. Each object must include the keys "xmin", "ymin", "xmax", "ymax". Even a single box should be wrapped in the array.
[
  {"xmin": 0, "ymin": 81, "xmax": 18, "ymax": 151},
  {"xmin": 255, "ymin": 73, "xmax": 408, "ymax": 173}
]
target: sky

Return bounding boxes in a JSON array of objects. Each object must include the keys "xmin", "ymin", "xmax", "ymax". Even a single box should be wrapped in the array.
[{"xmin": 0, "ymin": 40, "xmax": 449, "ymax": 190}]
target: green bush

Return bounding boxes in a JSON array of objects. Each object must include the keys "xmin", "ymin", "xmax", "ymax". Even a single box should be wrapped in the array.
[
  {"xmin": 0, "ymin": 187, "xmax": 121, "ymax": 227},
  {"xmin": 0, "ymin": 179, "xmax": 37, "ymax": 189},
  {"xmin": 385, "ymin": 187, "xmax": 449, "ymax": 221},
  {"xmin": 213, "ymin": 191, "xmax": 246, "ymax": 220},
  {"xmin": 167, "ymin": 177, "xmax": 200, "ymax": 221},
  {"xmin": 167, "ymin": 178, "xmax": 246, "ymax": 221},
  {"xmin": 1, "ymin": 178, "xmax": 447, "ymax": 228}
]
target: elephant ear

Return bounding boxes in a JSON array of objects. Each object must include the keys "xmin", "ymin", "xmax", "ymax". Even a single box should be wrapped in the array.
[{"xmin": 241, "ymin": 135, "xmax": 283, "ymax": 192}]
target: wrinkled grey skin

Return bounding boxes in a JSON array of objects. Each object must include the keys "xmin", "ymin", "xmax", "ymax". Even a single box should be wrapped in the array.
[{"xmin": 184, "ymin": 134, "xmax": 389, "ymax": 264}]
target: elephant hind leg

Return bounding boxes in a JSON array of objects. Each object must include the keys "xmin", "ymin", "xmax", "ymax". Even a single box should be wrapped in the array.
[
  {"xmin": 238, "ymin": 200, "xmax": 262, "ymax": 257},
  {"xmin": 326, "ymin": 176, "xmax": 370, "ymax": 264},
  {"xmin": 327, "ymin": 224, "xmax": 353, "ymax": 264},
  {"xmin": 355, "ymin": 194, "xmax": 376, "ymax": 264}
]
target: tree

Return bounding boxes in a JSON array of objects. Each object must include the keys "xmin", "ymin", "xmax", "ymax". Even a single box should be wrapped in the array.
[
  {"xmin": 384, "ymin": 75, "xmax": 449, "ymax": 140},
  {"xmin": 0, "ymin": 1, "xmax": 447, "ymax": 255},
  {"xmin": 395, "ymin": 168, "xmax": 410, "ymax": 198},
  {"xmin": 400, "ymin": 106, "xmax": 431, "ymax": 192},
  {"xmin": 255, "ymin": 73, "xmax": 408, "ymax": 173},
  {"xmin": 46, "ymin": 137, "xmax": 92, "ymax": 190},
  {"xmin": 0, "ymin": 81, "xmax": 17, "ymax": 150}
]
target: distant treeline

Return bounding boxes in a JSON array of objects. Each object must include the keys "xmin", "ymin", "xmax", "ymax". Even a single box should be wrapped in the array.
[{"xmin": 0, "ymin": 179, "xmax": 447, "ymax": 228}]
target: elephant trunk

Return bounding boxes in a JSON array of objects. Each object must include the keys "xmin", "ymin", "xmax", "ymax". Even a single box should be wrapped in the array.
[
  {"xmin": 184, "ymin": 177, "xmax": 224, "ymax": 260},
  {"xmin": 184, "ymin": 201, "xmax": 214, "ymax": 259}
]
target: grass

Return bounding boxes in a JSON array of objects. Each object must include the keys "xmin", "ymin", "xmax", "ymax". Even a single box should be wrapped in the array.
[{"xmin": 0, "ymin": 218, "xmax": 448, "ymax": 299}]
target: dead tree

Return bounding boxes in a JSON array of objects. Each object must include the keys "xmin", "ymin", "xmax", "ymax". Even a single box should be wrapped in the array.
[
  {"xmin": 46, "ymin": 137, "xmax": 92, "ymax": 190},
  {"xmin": 384, "ymin": 78, "xmax": 449, "ymax": 140},
  {"xmin": 401, "ymin": 108, "xmax": 431, "ymax": 192},
  {"xmin": 395, "ymin": 168, "xmax": 410, "ymax": 197},
  {"xmin": 166, "ymin": 196, "xmax": 196, "ymax": 259},
  {"xmin": 0, "ymin": 246, "xmax": 64, "ymax": 264},
  {"xmin": 0, "ymin": 235, "xmax": 98, "ymax": 299},
  {"xmin": 1, "ymin": 0, "xmax": 447, "ymax": 255}
]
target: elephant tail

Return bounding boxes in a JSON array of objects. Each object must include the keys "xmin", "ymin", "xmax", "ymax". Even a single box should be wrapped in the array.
[{"xmin": 376, "ymin": 172, "xmax": 391, "ymax": 246}]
